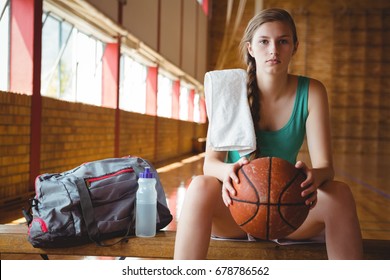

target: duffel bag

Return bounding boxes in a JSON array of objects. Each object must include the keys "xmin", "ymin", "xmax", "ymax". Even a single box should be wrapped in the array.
[{"xmin": 23, "ymin": 156, "xmax": 172, "ymax": 248}]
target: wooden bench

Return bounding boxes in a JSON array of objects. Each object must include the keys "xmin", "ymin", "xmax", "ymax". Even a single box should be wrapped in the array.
[{"xmin": 1, "ymin": 224, "xmax": 389, "ymax": 260}]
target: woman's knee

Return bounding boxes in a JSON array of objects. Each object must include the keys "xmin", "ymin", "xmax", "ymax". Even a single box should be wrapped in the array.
[
  {"xmin": 189, "ymin": 175, "xmax": 220, "ymax": 191},
  {"xmin": 186, "ymin": 175, "xmax": 222, "ymax": 204},
  {"xmin": 319, "ymin": 180, "xmax": 358, "ymax": 218},
  {"xmin": 323, "ymin": 181, "xmax": 355, "ymax": 203}
]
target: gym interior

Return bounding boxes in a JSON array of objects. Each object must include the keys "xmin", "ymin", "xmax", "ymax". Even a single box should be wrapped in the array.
[{"xmin": 0, "ymin": 0, "xmax": 389, "ymax": 260}]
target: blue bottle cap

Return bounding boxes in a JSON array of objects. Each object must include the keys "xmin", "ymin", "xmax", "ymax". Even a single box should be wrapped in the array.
[{"xmin": 139, "ymin": 167, "xmax": 155, "ymax": 178}]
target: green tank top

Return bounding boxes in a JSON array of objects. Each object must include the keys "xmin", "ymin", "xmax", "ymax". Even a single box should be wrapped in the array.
[{"xmin": 226, "ymin": 76, "xmax": 309, "ymax": 165}]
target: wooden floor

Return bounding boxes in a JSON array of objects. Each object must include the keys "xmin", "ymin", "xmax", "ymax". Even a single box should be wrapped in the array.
[{"xmin": 1, "ymin": 152, "xmax": 389, "ymax": 259}]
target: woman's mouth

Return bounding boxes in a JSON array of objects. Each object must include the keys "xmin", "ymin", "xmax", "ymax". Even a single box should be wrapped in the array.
[{"xmin": 266, "ymin": 59, "xmax": 281, "ymax": 65}]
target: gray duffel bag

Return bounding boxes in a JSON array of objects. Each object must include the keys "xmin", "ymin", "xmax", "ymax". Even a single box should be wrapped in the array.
[{"xmin": 23, "ymin": 156, "xmax": 172, "ymax": 248}]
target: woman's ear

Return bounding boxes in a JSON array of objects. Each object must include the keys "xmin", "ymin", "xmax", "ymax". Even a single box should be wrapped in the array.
[{"xmin": 247, "ymin": 42, "xmax": 254, "ymax": 57}]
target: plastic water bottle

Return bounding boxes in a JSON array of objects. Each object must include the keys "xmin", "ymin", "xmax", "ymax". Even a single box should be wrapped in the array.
[{"xmin": 136, "ymin": 167, "xmax": 157, "ymax": 237}]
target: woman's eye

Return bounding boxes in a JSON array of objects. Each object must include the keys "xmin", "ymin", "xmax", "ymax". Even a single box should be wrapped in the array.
[
  {"xmin": 260, "ymin": 40, "xmax": 268, "ymax": 45},
  {"xmin": 279, "ymin": 39, "xmax": 288, "ymax": 44}
]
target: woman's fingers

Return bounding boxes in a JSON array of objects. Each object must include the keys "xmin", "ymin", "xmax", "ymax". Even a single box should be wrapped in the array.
[
  {"xmin": 222, "ymin": 187, "xmax": 231, "ymax": 207},
  {"xmin": 295, "ymin": 160, "xmax": 307, "ymax": 171},
  {"xmin": 232, "ymin": 157, "xmax": 249, "ymax": 183},
  {"xmin": 222, "ymin": 180, "xmax": 236, "ymax": 206},
  {"xmin": 306, "ymin": 190, "xmax": 318, "ymax": 209},
  {"xmin": 223, "ymin": 157, "xmax": 249, "ymax": 207},
  {"xmin": 295, "ymin": 161, "xmax": 317, "ymax": 209},
  {"xmin": 224, "ymin": 179, "xmax": 236, "ymax": 196},
  {"xmin": 296, "ymin": 161, "xmax": 312, "ymax": 186},
  {"xmin": 229, "ymin": 170, "xmax": 240, "ymax": 185},
  {"xmin": 301, "ymin": 182, "xmax": 316, "ymax": 197}
]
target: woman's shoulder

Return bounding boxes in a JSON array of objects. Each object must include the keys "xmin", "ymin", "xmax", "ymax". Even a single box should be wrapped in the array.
[
  {"xmin": 288, "ymin": 75, "xmax": 328, "ymax": 104},
  {"xmin": 291, "ymin": 75, "xmax": 325, "ymax": 90},
  {"xmin": 294, "ymin": 75, "xmax": 327, "ymax": 96},
  {"xmin": 295, "ymin": 76, "xmax": 328, "ymax": 111}
]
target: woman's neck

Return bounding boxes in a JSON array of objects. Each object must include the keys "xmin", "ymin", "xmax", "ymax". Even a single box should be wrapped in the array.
[{"xmin": 257, "ymin": 72, "xmax": 290, "ymax": 100}]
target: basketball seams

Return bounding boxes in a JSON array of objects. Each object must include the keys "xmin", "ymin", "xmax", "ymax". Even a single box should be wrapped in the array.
[
  {"xmin": 277, "ymin": 170, "xmax": 308, "ymax": 231},
  {"xmin": 233, "ymin": 167, "xmax": 261, "ymax": 227},
  {"xmin": 266, "ymin": 157, "xmax": 272, "ymax": 240},
  {"xmin": 231, "ymin": 168, "xmax": 260, "ymax": 204},
  {"xmin": 229, "ymin": 157, "xmax": 309, "ymax": 240},
  {"xmin": 230, "ymin": 198, "xmax": 258, "ymax": 205},
  {"xmin": 278, "ymin": 170, "xmax": 306, "ymax": 205}
]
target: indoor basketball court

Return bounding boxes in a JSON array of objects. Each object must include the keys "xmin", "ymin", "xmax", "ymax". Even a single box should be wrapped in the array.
[{"xmin": 0, "ymin": 0, "xmax": 389, "ymax": 261}]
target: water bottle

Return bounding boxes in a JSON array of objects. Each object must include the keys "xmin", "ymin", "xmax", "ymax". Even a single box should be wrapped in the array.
[{"xmin": 135, "ymin": 167, "xmax": 157, "ymax": 237}]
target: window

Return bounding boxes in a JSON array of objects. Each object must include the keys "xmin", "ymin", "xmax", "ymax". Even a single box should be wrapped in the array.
[
  {"xmin": 179, "ymin": 84, "xmax": 189, "ymax": 121},
  {"xmin": 0, "ymin": 0, "xmax": 10, "ymax": 91},
  {"xmin": 74, "ymin": 32, "xmax": 103, "ymax": 106},
  {"xmin": 41, "ymin": 12, "xmax": 104, "ymax": 106},
  {"xmin": 157, "ymin": 72, "xmax": 173, "ymax": 118},
  {"xmin": 119, "ymin": 54, "xmax": 147, "ymax": 113},
  {"xmin": 41, "ymin": 14, "xmax": 72, "ymax": 99}
]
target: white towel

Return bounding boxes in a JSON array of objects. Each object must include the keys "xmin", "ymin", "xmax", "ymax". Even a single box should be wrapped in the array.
[{"xmin": 204, "ymin": 69, "xmax": 256, "ymax": 157}]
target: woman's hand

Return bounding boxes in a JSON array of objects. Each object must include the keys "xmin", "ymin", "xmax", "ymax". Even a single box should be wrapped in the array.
[
  {"xmin": 222, "ymin": 157, "xmax": 249, "ymax": 207},
  {"xmin": 295, "ymin": 161, "xmax": 318, "ymax": 209}
]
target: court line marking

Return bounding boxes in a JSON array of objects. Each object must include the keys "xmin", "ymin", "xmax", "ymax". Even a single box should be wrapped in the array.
[{"xmin": 335, "ymin": 169, "xmax": 390, "ymax": 200}]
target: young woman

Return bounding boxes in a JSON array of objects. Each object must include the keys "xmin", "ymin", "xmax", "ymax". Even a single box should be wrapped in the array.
[{"xmin": 174, "ymin": 8, "xmax": 363, "ymax": 260}]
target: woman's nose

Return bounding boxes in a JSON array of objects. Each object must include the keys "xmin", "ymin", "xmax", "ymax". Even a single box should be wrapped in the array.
[{"xmin": 269, "ymin": 42, "xmax": 279, "ymax": 55}]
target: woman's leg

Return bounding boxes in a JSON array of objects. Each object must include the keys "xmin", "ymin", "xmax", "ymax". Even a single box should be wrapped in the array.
[
  {"xmin": 287, "ymin": 181, "xmax": 363, "ymax": 259},
  {"xmin": 174, "ymin": 175, "xmax": 246, "ymax": 259}
]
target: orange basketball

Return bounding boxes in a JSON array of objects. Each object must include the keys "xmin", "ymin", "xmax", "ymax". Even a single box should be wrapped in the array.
[{"xmin": 229, "ymin": 157, "xmax": 310, "ymax": 240}]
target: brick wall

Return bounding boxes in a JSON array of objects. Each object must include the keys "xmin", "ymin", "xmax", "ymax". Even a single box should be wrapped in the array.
[
  {"xmin": 0, "ymin": 91, "xmax": 31, "ymax": 204},
  {"xmin": 329, "ymin": 11, "xmax": 390, "ymax": 154},
  {"xmin": 179, "ymin": 120, "xmax": 197, "ymax": 154},
  {"xmin": 0, "ymin": 92, "xmax": 207, "ymax": 206},
  {"xmin": 209, "ymin": 0, "xmax": 390, "ymax": 155},
  {"xmin": 287, "ymin": 5, "xmax": 390, "ymax": 155},
  {"xmin": 156, "ymin": 117, "xmax": 181, "ymax": 161},
  {"xmin": 119, "ymin": 110, "xmax": 156, "ymax": 160},
  {"xmin": 40, "ymin": 97, "xmax": 116, "ymax": 174}
]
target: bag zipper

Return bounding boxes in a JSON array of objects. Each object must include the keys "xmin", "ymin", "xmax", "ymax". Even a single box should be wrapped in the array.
[{"xmin": 86, "ymin": 167, "xmax": 134, "ymax": 185}]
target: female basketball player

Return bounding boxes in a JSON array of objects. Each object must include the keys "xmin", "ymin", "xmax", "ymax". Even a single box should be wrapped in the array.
[{"xmin": 174, "ymin": 8, "xmax": 363, "ymax": 259}]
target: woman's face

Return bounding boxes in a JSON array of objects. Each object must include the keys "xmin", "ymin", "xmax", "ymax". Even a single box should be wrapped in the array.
[{"xmin": 247, "ymin": 21, "xmax": 298, "ymax": 75}]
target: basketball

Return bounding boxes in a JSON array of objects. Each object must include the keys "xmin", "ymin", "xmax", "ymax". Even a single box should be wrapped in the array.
[{"xmin": 229, "ymin": 157, "xmax": 310, "ymax": 240}]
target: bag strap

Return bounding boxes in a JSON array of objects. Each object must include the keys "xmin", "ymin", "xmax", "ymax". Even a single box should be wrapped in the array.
[
  {"xmin": 22, "ymin": 198, "xmax": 39, "ymax": 226},
  {"xmin": 76, "ymin": 177, "xmax": 135, "ymax": 247},
  {"xmin": 76, "ymin": 178, "xmax": 101, "ymax": 243}
]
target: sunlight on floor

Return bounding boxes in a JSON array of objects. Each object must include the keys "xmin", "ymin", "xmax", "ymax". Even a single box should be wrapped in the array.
[{"xmin": 157, "ymin": 153, "xmax": 205, "ymax": 173}]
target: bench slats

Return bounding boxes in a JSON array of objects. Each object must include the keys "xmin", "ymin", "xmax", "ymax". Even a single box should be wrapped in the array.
[{"xmin": 1, "ymin": 224, "xmax": 389, "ymax": 260}]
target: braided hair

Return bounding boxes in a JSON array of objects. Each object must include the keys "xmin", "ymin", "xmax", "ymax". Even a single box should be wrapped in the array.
[{"xmin": 239, "ymin": 8, "xmax": 298, "ymax": 159}]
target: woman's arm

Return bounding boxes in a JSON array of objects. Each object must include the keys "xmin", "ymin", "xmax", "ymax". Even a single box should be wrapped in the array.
[
  {"xmin": 203, "ymin": 146, "xmax": 229, "ymax": 181},
  {"xmin": 203, "ymin": 145, "xmax": 248, "ymax": 206},
  {"xmin": 297, "ymin": 78, "xmax": 335, "ymax": 207},
  {"xmin": 306, "ymin": 79, "xmax": 333, "ymax": 176},
  {"xmin": 305, "ymin": 78, "xmax": 335, "ymax": 181}
]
